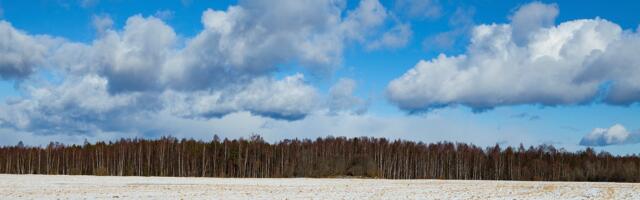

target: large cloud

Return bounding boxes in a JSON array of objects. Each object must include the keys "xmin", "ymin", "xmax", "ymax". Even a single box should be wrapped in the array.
[
  {"xmin": 0, "ymin": 0, "xmax": 388, "ymax": 135},
  {"xmin": 387, "ymin": 2, "xmax": 640, "ymax": 112},
  {"xmin": 580, "ymin": 124, "xmax": 640, "ymax": 146}
]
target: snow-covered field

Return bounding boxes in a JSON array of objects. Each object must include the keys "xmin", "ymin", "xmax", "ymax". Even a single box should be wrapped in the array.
[{"xmin": 1, "ymin": 174, "xmax": 638, "ymax": 199}]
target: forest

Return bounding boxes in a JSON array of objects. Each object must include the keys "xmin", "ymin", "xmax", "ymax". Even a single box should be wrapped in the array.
[{"xmin": 0, "ymin": 135, "xmax": 639, "ymax": 182}]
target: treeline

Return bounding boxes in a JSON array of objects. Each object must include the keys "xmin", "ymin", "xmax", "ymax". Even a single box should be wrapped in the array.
[{"xmin": 0, "ymin": 135, "xmax": 639, "ymax": 182}]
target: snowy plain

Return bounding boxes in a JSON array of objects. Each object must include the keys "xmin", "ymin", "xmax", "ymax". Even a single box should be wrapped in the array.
[{"xmin": 0, "ymin": 174, "xmax": 638, "ymax": 199}]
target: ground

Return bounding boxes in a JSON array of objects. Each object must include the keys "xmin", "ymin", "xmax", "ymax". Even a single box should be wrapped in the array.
[{"xmin": 0, "ymin": 174, "xmax": 638, "ymax": 199}]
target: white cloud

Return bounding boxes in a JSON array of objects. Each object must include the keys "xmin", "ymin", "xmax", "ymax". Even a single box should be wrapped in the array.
[
  {"xmin": 0, "ymin": 74, "xmax": 142, "ymax": 135},
  {"xmin": 0, "ymin": 73, "xmax": 320, "ymax": 135},
  {"xmin": 0, "ymin": 0, "xmax": 398, "ymax": 136},
  {"xmin": 183, "ymin": 0, "xmax": 390, "ymax": 76},
  {"xmin": 387, "ymin": 2, "xmax": 640, "ymax": 112},
  {"xmin": 162, "ymin": 74, "xmax": 320, "ymax": 120},
  {"xmin": 56, "ymin": 15, "xmax": 178, "ymax": 93},
  {"xmin": 52, "ymin": 0, "xmax": 394, "ymax": 93},
  {"xmin": 580, "ymin": 124, "xmax": 640, "ymax": 146}
]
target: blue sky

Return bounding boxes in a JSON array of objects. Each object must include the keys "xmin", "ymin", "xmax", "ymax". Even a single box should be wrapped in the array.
[{"xmin": 0, "ymin": 0, "xmax": 639, "ymax": 155}]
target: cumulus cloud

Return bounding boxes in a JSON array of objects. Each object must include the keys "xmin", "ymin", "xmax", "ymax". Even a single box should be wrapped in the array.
[
  {"xmin": 183, "ymin": 0, "xmax": 390, "ymax": 76},
  {"xmin": 0, "ymin": 21, "xmax": 49, "ymax": 79},
  {"xmin": 54, "ymin": 0, "xmax": 393, "ymax": 93},
  {"xmin": 54, "ymin": 15, "xmax": 179, "ymax": 93},
  {"xmin": 0, "ymin": 74, "xmax": 143, "ymax": 135},
  {"xmin": 161, "ymin": 74, "xmax": 319, "ymax": 121},
  {"xmin": 387, "ymin": 2, "xmax": 640, "ymax": 112},
  {"xmin": 328, "ymin": 78, "xmax": 369, "ymax": 114},
  {"xmin": 0, "ymin": 0, "xmax": 388, "ymax": 135},
  {"xmin": 580, "ymin": 124, "xmax": 640, "ymax": 146}
]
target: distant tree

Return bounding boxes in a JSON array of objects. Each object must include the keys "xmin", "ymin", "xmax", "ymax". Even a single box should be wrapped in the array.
[{"xmin": 0, "ymin": 136, "xmax": 638, "ymax": 182}]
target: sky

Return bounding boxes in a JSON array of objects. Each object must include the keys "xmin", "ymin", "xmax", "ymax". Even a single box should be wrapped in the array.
[{"xmin": 0, "ymin": 0, "xmax": 639, "ymax": 155}]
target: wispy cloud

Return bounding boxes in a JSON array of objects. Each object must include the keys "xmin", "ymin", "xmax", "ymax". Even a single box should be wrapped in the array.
[
  {"xmin": 422, "ymin": 6, "xmax": 475, "ymax": 52},
  {"xmin": 154, "ymin": 9, "xmax": 175, "ymax": 20},
  {"xmin": 510, "ymin": 113, "xmax": 540, "ymax": 121},
  {"xmin": 91, "ymin": 14, "xmax": 113, "ymax": 35},
  {"xmin": 80, "ymin": 0, "xmax": 99, "ymax": 8},
  {"xmin": 393, "ymin": 0, "xmax": 442, "ymax": 20}
]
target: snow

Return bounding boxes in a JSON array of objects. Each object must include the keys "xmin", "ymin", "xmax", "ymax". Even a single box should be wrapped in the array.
[{"xmin": 0, "ymin": 174, "xmax": 638, "ymax": 199}]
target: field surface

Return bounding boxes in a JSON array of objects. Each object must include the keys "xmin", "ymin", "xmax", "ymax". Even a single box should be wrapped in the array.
[{"xmin": 1, "ymin": 174, "xmax": 639, "ymax": 199}]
